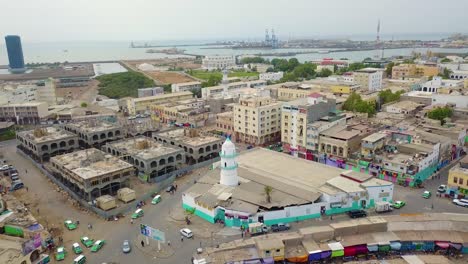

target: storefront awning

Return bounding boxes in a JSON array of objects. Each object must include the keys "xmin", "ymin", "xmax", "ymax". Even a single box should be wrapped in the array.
[
  {"xmin": 435, "ymin": 241, "xmax": 450, "ymax": 249},
  {"xmin": 390, "ymin": 241, "xmax": 402, "ymax": 251}
]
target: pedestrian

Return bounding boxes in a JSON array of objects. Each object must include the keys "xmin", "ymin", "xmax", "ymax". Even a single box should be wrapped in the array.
[
  {"xmin": 131, "ymin": 219, "xmax": 134, "ymax": 224},
  {"xmin": 26, "ymin": 187, "xmax": 28, "ymax": 192},
  {"xmin": 241, "ymin": 231, "xmax": 244, "ymax": 238},
  {"xmin": 87, "ymin": 224, "xmax": 91, "ymax": 230},
  {"xmin": 181, "ymin": 236, "xmax": 184, "ymax": 242},
  {"xmin": 25, "ymin": 169, "xmax": 28, "ymax": 173},
  {"xmin": 76, "ymin": 220, "xmax": 80, "ymax": 225},
  {"xmin": 175, "ymin": 184, "xmax": 178, "ymax": 191},
  {"xmin": 167, "ymin": 240, "xmax": 171, "ymax": 246},
  {"xmin": 141, "ymin": 240, "xmax": 145, "ymax": 247}
]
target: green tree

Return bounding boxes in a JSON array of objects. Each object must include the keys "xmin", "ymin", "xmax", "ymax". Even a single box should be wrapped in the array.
[
  {"xmin": 378, "ymin": 89, "xmax": 405, "ymax": 104},
  {"xmin": 438, "ymin": 68, "xmax": 453, "ymax": 79},
  {"xmin": 80, "ymin": 102, "xmax": 88, "ymax": 107},
  {"xmin": 201, "ymin": 75, "xmax": 222, "ymax": 87},
  {"xmin": 162, "ymin": 84, "xmax": 172, "ymax": 93},
  {"xmin": 97, "ymin": 71, "xmax": 155, "ymax": 98},
  {"xmin": 266, "ymin": 67, "xmax": 275, "ymax": 73},
  {"xmin": 264, "ymin": 186, "xmax": 273, "ymax": 203},
  {"xmin": 288, "ymin": 58, "xmax": 300, "ymax": 71},
  {"xmin": 240, "ymin": 57, "xmax": 266, "ymax": 64},
  {"xmin": 318, "ymin": 68, "xmax": 333, "ymax": 77},
  {"xmin": 427, "ymin": 106, "xmax": 453, "ymax": 124},
  {"xmin": 385, "ymin": 62, "xmax": 395, "ymax": 77},
  {"xmin": 342, "ymin": 92, "xmax": 376, "ymax": 117},
  {"xmin": 190, "ymin": 88, "xmax": 201, "ymax": 98},
  {"xmin": 440, "ymin": 58, "xmax": 451, "ymax": 63}
]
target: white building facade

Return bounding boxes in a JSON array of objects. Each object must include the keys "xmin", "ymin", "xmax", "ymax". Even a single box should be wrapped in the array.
[
  {"xmin": 202, "ymin": 55, "xmax": 236, "ymax": 70},
  {"xmin": 259, "ymin": 72, "xmax": 284, "ymax": 82}
]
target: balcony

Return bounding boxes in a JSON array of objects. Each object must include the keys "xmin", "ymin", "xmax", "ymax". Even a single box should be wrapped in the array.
[{"xmin": 222, "ymin": 164, "xmax": 239, "ymax": 170}]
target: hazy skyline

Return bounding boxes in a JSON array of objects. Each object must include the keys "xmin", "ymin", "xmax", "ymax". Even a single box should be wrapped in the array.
[{"xmin": 2, "ymin": 0, "xmax": 468, "ymax": 43}]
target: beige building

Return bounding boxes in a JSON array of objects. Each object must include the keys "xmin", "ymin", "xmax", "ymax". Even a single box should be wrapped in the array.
[
  {"xmin": 392, "ymin": 64, "xmax": 439, "ymax": 79},
  {"xmin": 50, "ymin": 148, "xmax": 135, "ymax": 201},
  {"xmin": 233, "ymin": 95, "xmax": 282, "ymax": 145},
  {"xmin": 353, "ymin": 68, "xmax": 383, "ymax": 91},
  {"xmin": 125, "ymin": 91, "xmax": 193, "ymax": 115},
  {"xmin": 216, "ymin": 111, "xmax": 235, "ymax": 139},
  {"xmin": 319, "ymin": 125, "xmax": 369, "ymax": 159},
  {"xmin": 151, "ymin": 98, "xmax": 209, "ymax": 127},
  {"xmin": 16, "ymin": 126, "xmax": 79, "ymax": 162},
  {"xmin": 63, "ymin": 120, "xmax": 124, "ymax": 147},
  {"xmin": 0, "ymin": 102, "xmax": 48, "ymax": 124},
  {"xmin": 281, "ymin": 93, "xmax": 337, "ymax": 157}
]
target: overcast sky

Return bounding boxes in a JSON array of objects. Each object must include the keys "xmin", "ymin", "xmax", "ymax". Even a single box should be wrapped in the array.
[{"xmin": 2, "ymin": 0, "xmax": 468, "ymax": 43}]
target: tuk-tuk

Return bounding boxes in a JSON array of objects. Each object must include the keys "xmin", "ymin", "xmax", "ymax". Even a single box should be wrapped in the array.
[
  {"xmin": 131, "ymin": 208, "xmax": 144, "ymax": 219},
  {"xmin": 72, "ymin": 243, "xmax": 83, "ymax": 254},
  {"xmin": 73, "ymin": 255, "xmax": 86, "ymax": 264},
  {"xmin": 151, "ymin": 195, "xmax": 161, "ymax": 205}
]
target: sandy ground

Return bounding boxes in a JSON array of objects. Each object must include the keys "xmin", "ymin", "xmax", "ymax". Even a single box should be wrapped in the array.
[
  {"xmin": 145, "ymin": 71, "xmax": 196, "ymax": 84},
  {"xmin": 55, "ymin": 80, "xmax": 100, "ymax": 104}
]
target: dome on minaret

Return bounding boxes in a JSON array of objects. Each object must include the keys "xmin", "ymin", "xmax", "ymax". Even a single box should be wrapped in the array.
[{"xmin": 222, "ymin": 137, "xmax": 235, "ymax": 152}]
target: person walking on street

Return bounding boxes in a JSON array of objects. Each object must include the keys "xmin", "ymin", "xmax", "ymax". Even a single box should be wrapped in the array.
[
  {"xmin": 167, "ymin": 240, "xmax": 171, "ymax": 247},
  {"xmin": 131, "ymin": 219, "xmax": 134, "ymax": 224},
  {"xmin": 181, "ymin": 236, "xmax": 184, "ymax": 242},
  {"xmin": 141, "ymin": 240, "xmax": 145, "ymax": 247}
]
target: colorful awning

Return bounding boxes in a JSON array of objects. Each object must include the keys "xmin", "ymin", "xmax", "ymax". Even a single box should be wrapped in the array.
[
  {"xmin": 450, "ymin": 243, "xmax": 463, "ymax": 250},
  {"xmin": 435, "ymin": 241, "xmax": 450, "ymax": 249},
  {"xmin": 390, "ymin": 242, "xmax": 401, "ymax": 251}
]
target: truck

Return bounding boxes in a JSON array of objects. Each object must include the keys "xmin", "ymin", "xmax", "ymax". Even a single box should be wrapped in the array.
[
  {"xmin": 248, "ymin": 222, "xmax": 269, "ymax": 236},
  {"xmin": 375, "ymin": 201, "xmax": 393, "ymax": 213}
]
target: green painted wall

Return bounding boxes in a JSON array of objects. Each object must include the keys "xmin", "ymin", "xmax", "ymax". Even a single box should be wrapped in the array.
[
  {"xmin": 326, "ymin": 201, "xmax": 360, "ymax": 215},
  {"xmin": 263, "ymin": 213, "xmax": 322, "ymax": 226},
  {"xmin": 183, "ymin": 203, "xmax": 215, "ymax": 223}
]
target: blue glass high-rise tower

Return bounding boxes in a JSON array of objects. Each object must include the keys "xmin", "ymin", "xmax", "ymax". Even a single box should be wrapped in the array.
[{"xmin": 5, "ymin": 35, "xmax": 26, "ymax": 73}]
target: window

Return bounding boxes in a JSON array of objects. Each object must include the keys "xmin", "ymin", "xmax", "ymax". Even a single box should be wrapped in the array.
[
  {"xmin": 459, "ymin": 178, "xmax": 464, "ymax": 185},
  {"xmin": 265, "ymin": 250, "xmax": 270, "ymax": 254},
  {"xmin": 276, "ymin": 249, "xmax": 281, "ymax": 253},
  {"xmin": 454, "ymin": 177, "xmax": 458, "ymax": 183}
]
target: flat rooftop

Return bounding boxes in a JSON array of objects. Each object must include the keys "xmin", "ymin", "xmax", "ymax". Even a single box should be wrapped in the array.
[
  {"xmin": 387, "ymin": 100, "xmax": 424, "ymax": 111},
  {"xmin": 133, "ymin": 91, "xmax": 192, "ymax": 102},
  {"xmin": 156, "ymin": 129, "xmax": 222, "ymax": 147},
  {"xmin": 66, "ymin": 120, "xmax": 121, "ymax": 133},
  {"xmin": 362, "ymin": 132, "xmax": 387, "ymax": 143},
  {"xmin": 106, "ymin": 136, "xmax": 182, "ymax": 160},
  {"xmin": 19, "ymin": 126, "xmax": 76, "ymax": 144},
  {"xmin": 320, "ymin": 125, "xmax": 360, "ymax": 140},
  {"xmin": 51, "ymin": 148, "xmax": 133, "ymax": 180}
]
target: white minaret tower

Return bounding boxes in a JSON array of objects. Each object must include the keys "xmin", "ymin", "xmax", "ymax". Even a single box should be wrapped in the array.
[{"xmin": 219, "ymin": 137, "xmax": 239, "ymax": 186}]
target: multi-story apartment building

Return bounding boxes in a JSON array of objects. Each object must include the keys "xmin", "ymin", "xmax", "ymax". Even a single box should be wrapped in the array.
[
  {"xmin": 277, "ymin": 85, "xmax": 321, "ymax": 101},
  {"xmin": 360, "ymin": 132, "xmax": 387, "ymax": 159},
  {"xmin": 151, "ymin": 98, "xmax": 208, "ymax": 127},
  {"xmin": 124, "ymin": 91, "xmax": 193, "ymax": 115},
  {"xmin": 392, "ymin": 64, "xmax": 439, "ymax": 80},
  {"xmin": 215, "ymin": 111, "xmax": 235, "ymax": 139},
  {"xmin": 202, "ymin": 55, "xmax": 236, "ymax": 70},
  {"xmin": 447, "ymin": 156, "xmax": 468, "ymax": 195},
  {"xmin": 0, "ymin": 102, "xmax": 48, "ymax": 124},
  {"xmin": 353, "ymin": 68, "xmax": 383, "ymax": 91},
  {"xmin": 201, "ymin": 80, "xmax": 267, "ymax": 98},
  {"xmin": 318, "ymin": 125, "xmax": 365, "ymax": 159},
  {"xmin": 305, "ymin": 114, "xmax": 347, "ymax": 159},
  {"xmin": 282, "ymin": 93, "xmax": 336, "ymax": 157},
  {"xmin": 233, "ymin": 95, "xmax": 282, "ymax": 145},
  {"xmin": 171, "ymin": 81, "xmax": 202, "ymax": 93}
]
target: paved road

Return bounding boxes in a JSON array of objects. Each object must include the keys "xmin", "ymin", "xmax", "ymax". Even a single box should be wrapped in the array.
[
  {"xmin": 1, "ymin": 140, "xmax": 232, "ymax": 264},
  {"xmin": 2, "ymin": 138, "xmax": 466, "ymax": 263}
]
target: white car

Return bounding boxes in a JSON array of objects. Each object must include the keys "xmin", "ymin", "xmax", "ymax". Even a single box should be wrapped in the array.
[
  {"xmin": 180, "ymin": 228, "xmax": 193, "ymax": 238},
  {"xmin": 453, "ymin": 199, "xmax": 468, "ymax": 207},
  {"xmin": 0, "ymin": 165, "xmax": 10, "ymax": 171}
]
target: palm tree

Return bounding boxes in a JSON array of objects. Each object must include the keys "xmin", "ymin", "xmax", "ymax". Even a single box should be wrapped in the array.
[{"xmin": 264, "ymin": 186, "xmax": 273, "ymax": 203}]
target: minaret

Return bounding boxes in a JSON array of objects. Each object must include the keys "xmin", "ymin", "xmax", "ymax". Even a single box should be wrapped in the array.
[{"xmin": 219, "ymin": 137, "xmax": 239, "ymax": 186}]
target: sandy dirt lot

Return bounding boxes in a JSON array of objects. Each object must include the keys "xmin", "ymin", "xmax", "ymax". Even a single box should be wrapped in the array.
[{"xmin": 145, "ymin": 71, "xmax": 195, "ymax": 84}]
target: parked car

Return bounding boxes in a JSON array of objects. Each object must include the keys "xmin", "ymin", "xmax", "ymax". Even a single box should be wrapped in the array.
[
  {"xmin": 73, "ymin": 255, "xmax": 86, "ymax": 264},
  {"xmin": 72, "ymin": 243, "xmax": 83, "ymax": 254},
  {"xmin": 55, "ymin": 247, "xmax": 66, "ymax": 261},
  {"xmin": 9, "ymin": 181, "xmax": 24, "ymax": 191},
  {"xmin": 453, "ymin": 199, "xmax": 468, "ymax": 207},
  {"xmin": 392, "ymin": 201, "xmax": 406, "ymax": 209},
  {"xmin": 0, "ymin": 165, "xmax": 10, "ymax": 171},
  {"xmin": 91, "ymin": 240, "xmax": 105, "ymax": 252},
  {"xmin": 422, "ymin": 190, "xmax": 432, "ymax": 199},
  {"xmin": 151, "ymin": 195, "xmax": 161, "ymax": 205},
  {"xmin": 271, "ymin": 223, "xmax": 290, "ymax": 232},
  {"xmin": 80, "ymin": 236, "xmax": 94, "ymax": 248},
  {"xmin": 438, "ymin": 185, "xmax": 447, "ymax": 193},
  {"xmin": 122, "ymin": 240, "xmax": 131, "ymax": 253},
  {"xmin": 180, "ymin": 228, "xmax": 193, "ymax": 238},
  {"xmin": 131, "ymin": 209, "xmax": 144, "ymax": 219},
  {"xmin": 64, "ymin": 220, "xmax": 77, "ymax": 230},
  {"xmin": 347, "ymin": 210, "xmax": 367, "ymax": 218},
  {"xmin": 11, "ymin": 175, "xmax": 19, "ymax": 182}
]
